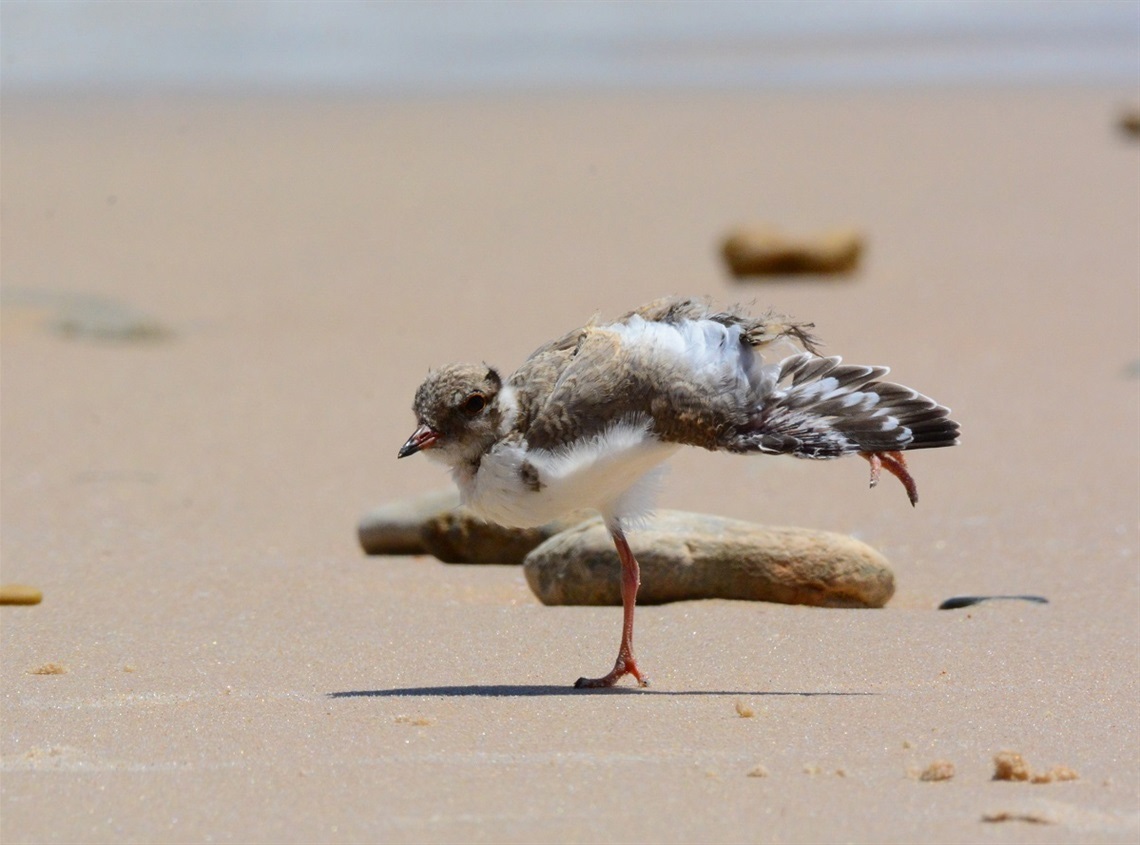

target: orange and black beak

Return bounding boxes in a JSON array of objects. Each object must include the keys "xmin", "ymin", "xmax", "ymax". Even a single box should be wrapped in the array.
[{"xmin": 397, "ymin": 424, "xmax": 440, "ymax": 458}]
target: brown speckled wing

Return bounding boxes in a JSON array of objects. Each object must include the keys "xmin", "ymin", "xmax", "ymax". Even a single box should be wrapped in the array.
[{"xmin": 512, "ymin": 325, "xmax": 749, "ymax": 453}]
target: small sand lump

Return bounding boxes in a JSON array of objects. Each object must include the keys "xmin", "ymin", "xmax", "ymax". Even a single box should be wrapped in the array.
[
  {"xmin": 28, "ymin": 663, "xmax": 67, "ymax": 675},
  {"xmin": 734, "ymin": 700, "xmax": 755, "ymax": 718},
  {"xmin": 919, "ymin": 760, "xmax": 956, "ymax": 782},
  {"xmin": 747, "ymin": 764, "xmax": 769, "ymax": 778},
  {"xmin": 1031, "ymin": 765, "xmax": 1079, "ymax": 784},
  {"xmin": 993, "ymin": 751, "xmax": 1032, "ymax": 781},
  {"xmin": 992, "ymin": 751, "xmax": 1078, "ymax": 784}
]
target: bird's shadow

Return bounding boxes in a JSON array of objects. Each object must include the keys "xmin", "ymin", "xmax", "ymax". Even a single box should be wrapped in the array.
[{"xmin": 328, "ymin": 684, "xmax": 874, "ymax": 699}]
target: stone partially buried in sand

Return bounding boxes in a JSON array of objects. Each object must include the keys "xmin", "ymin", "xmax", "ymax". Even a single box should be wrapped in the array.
[
  {"xmin": 53, "ymin": 295, "xmax": 171, "ymax": 342},
  {"xmin": 721, "ymin": 224, "xmax": 864, "ymax": 277},
  {"xmin": 524, "ymin": 511, "xmax": 894, "ymax": 607}
]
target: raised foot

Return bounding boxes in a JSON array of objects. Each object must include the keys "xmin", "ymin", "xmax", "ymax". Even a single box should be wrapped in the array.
[
  {"xmin": 861, "ymin": 450, "xmax": 919, "ymax": 506},
  {"xmin": 573, "ymin": 657, "xmax": 649, "ymax": 689}
]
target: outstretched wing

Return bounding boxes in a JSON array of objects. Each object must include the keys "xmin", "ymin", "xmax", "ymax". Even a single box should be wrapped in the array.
[
  {"xmin": 510, "ymin": 314, "xmax": 764, "ymax": 452},
  {"xmin": 728, "ymin": 353, "xmax": 959, "ymax": 458}
]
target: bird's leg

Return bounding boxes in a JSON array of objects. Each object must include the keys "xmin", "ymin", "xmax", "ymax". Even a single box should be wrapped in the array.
[
  {"xmin": 860, "ymin": 450, "xmax": 919, "ymax": 506},
  {"xmin": 574, "ymin": 525, "xmax": 649, "ymax": 689}
]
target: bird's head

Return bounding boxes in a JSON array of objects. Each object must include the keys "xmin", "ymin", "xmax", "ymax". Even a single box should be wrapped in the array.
[{"xmin": 398, "ymin": 363, "xmax": 506, "ymax": 469}]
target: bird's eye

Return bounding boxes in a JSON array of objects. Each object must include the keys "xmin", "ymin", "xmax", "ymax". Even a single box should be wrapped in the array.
[{"xmin": 462, "ymin": 393, "xmax": 486, "ymax": 414}]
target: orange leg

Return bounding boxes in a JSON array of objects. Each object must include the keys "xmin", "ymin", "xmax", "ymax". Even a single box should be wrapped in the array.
[
  {"xmin": 860, "ymin": 450, "xmax": 919, "ymax": 506},
  {"xmin": 574, "ymin": 526, "xmax": 650, "ymax": 689}
]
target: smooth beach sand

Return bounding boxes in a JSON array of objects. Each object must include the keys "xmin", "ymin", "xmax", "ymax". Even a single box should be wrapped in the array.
[{"xmin": 2, "ymin": 88, "xmax": 1138, "ymax": 843}]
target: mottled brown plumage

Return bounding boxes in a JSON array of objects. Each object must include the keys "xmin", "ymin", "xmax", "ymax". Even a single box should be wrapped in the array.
[
  {"xmin": 398, "ymin": 296, "xmax": 959, "ymax": 689},
  {"xmin": 507, "ymin": 297, "xmax": 825, "ymax": 452}
]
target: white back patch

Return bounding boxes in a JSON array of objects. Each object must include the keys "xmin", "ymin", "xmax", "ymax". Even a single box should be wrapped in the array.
[{"xmin": 607, "ymin": 315, "xmax": 757, "ymax": 393}]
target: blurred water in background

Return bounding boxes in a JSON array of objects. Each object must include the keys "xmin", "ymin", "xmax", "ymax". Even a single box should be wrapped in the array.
[{"xmin": 1, "ymin": 0, "xmax": 1137, "ymax": 93}]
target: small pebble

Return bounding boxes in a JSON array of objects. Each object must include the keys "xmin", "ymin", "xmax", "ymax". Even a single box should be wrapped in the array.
[
  {"xmin": 524, "ymin": 511, "xmax": 894, "ymax": 607},
  {"xmin": 721, "ymin": 224, "xmax": 863, "ymax": 277},
  {"xmin": 734, "ymin": 700, "xmax": 755, "ymax": 718},
  {"xmin": 0, "ymin": 584, "xmax": 43, "ymax": 605},
  {"xmin": 746, "ymin": 764, "xmax": 769, "ymax": 778}
]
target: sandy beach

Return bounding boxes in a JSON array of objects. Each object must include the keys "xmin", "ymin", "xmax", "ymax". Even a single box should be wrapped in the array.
[{"xmin": 2, "ymin": 87, "xmax": 1138, "ymax": 843}]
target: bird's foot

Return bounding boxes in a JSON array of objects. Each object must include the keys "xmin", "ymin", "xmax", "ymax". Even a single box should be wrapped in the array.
[
  {"xmin": 861, "ymin": 450, "xmax": 919, "ymax": 506},
  {"xmin": 573, "ymin": 655, "xmax": 649, "ymax": 689}
]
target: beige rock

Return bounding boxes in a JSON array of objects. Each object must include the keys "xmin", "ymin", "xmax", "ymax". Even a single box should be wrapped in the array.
[
  {"xmin": 721, "ymin": 224, "xmax": 864, "ymax": 277},
  {"xmin": 419, "ymin": 508, "xmax": 582, "ymax": 565},
  {"xmin": 523, "ymin": 511, "xmax": 894, "ymax": 607},
  {"xmin": 358, "ymin": 489, "xmax": 582, "ymax": 564}
]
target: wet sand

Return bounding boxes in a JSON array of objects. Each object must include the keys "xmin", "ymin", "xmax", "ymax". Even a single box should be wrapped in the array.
[{"xmin": 2, "ymin": 87, "xmax": 1138, "ymax": 843}]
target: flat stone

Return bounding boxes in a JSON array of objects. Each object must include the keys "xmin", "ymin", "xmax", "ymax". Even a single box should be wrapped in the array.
[
  {"xmin": 420, "ymin": 509, "xmax": 583, "ymax": 565},
  {"xmin": 357, "ymin": 489, "xmax": 460, "ymax": 555},
  {"xmin": 358, "ymin": 489, "xmax": 582, "ymax": 564},
  {"xmin": 52, "ymin": 295, "xmax": 171, "ymax": 342},
  {"xmin": 523, "ymin": 511, "xmax": 894, "ymax": 608}
]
